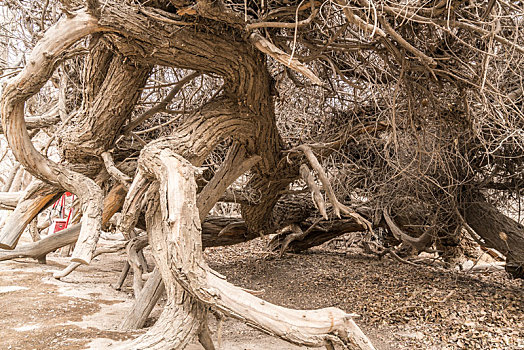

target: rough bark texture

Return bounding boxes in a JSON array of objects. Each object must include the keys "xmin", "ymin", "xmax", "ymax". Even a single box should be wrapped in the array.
[
  {"xmin": 0, "ymin": 11, "xmax": 105, "ymax": 263},
  {"xmin": 465, "ymin": 200, "xmax": 524, "ymax": 278},
  {"xmin": 118, "ymin": 144, "xmax": 374, "ymax": 349}
]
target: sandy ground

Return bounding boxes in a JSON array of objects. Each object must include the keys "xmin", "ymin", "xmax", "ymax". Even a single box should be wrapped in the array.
[{"xmin": 0, "ymin": 235, "xmax": 523, "ymax": 350}]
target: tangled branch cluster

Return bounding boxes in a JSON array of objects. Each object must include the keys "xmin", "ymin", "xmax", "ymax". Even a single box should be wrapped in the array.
[{"xmin": 1, "ymin": 0, "xmax": 523, "ymax": 256}]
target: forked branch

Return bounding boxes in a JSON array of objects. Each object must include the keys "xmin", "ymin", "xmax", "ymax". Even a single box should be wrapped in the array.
[{"xmin": 295, "ymin": 145, "xmax": 372, "ymax": 231}]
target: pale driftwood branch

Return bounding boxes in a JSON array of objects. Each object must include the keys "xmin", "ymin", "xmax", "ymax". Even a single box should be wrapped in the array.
[
  {"xmin": 53, "ymin": 241, "xmax": 127, "ymax": 279},
  {"xmin": 468, "ymin": 262, "xmax": 505, "ymax": 273},
  {"xmin": 0, "ymin": 224, "xmax": 80, "ymax": 262},
  {"xmin": 127, "ymin": 235, "xmax": 149, "ymax": 295},
  {"xmin": 335, "ymin": 0, "xmax": 386, "ymax": 38},
  {"xmin": 383, "ymin": 209, "xmax": 433, "ymax": 252},
  {"xmin": 101, "ymin": 152, "xmax": 132, "ymax": 188},
  {"xmin": 249, "ymin": 32, "xmax": 322, "ymax": 85},
  {"xmin": 10, "ymin": 167, "xmax": 25, "ymax": 192},
  {"xmin": 114, "ymin": 262, "xmax": 130, "ymax": 291},
  {"xmin": 0, "ymin": 181, "xmax": 58, "ymax": 249},
  {"xmin": 268, "ymin": 217, "xmax": 323, "ymax": 255},
  {"xmin": 58, "ymin": 68, "xmax": 68, "ymax": 121},
  {"xmin": 0, "ymin": 191, "xmax": 23, "ymax": 209},
  {"xmin": 296, "ymin": 145, "xmax": 372, "ymax": 231},
  {"xmin": 197, "ymin": 316, "xmax": 217, "ymax": 350},
  {"xmin": 0, "ymin": 184, "xmax": 126, "ymax": 262},
  {"xmin": 299, "ymin": 164, "xmax": 328, "ymax": 220},
  {"xmin": 28, "ymin": 220, "xmax": 41, "ymax": 242},
  {"xmin": 2, "ymin": 164, "xmax": 21, "ymax": 192},
  {"xmin": 298, "ymin": 144, "xmax": 345, "ymax": 217},
  {"xmin": 277, "ymin": 224, "xmax": 307, "ymax": 257}
]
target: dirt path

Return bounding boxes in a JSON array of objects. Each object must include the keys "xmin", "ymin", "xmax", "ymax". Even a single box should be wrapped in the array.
[{"xmin": 0, "ymin": 236, "xmax": 523, "ymax": 349}]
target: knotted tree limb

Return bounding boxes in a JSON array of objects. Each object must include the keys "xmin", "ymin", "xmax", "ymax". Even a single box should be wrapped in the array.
[
  {"xmin": 0, "ymin": 10, "xmax": 109, "ymax": 264},
  {"xmin": 118, "ymin": 99, "xmax": 260, "ymax": 332},
  {"xmin": 101, "ymin": 151, "xmax": 132, "ymax": 188}
]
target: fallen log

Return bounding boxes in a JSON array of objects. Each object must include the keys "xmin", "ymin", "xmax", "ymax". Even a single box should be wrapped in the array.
[{"xmin": 0, "ymin": 224, "xmax": 80, "ymax": 262}]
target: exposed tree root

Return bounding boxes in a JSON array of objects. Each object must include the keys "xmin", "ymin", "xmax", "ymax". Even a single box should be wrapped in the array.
[
  {"xmin": 121, "ymin": 145, "xmax": 375, "ymax": 350},
  {"xmin": 126, "ymin": 234, "xmax": 149, "ymax": 295},
  {"xmin": 119, "ymin": 267, "xmax": 165, "ymax": 331},
  {"xmin": 53, "ymin": 242, "xmax": 126, "ymax": 279}
]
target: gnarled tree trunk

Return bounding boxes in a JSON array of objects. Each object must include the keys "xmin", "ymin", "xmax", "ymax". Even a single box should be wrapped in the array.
[{"xmin": 117, "ymin": 143, "xmax": 374, "ymax": 350}]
